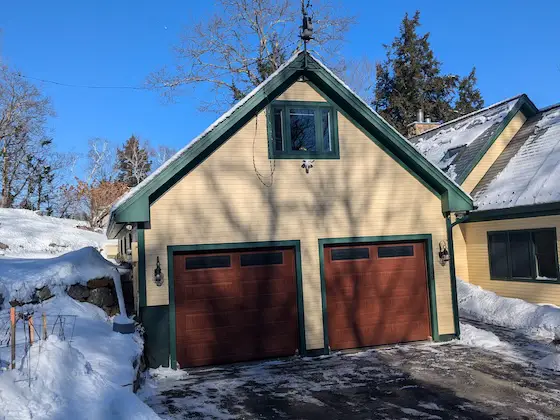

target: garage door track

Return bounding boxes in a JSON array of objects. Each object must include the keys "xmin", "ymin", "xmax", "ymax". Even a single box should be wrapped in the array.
[{"xmin": 143, "ymin": 320, "xmax": 560, "ymax": 419}]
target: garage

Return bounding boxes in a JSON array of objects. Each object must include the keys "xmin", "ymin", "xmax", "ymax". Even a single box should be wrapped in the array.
[
  {"xmin": 173, "ymin": 247, "xmax": 299, "ymax": 367},
  {"xmin": 324, "ymin": 242, "xmax": 431, "ymax": 350}
]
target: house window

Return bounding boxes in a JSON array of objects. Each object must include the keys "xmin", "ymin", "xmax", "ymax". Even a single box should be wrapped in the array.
[
  {"xmin": 269, "ymin": 102, "xmax": 339, "ymax": 159},
  {"xmin": 488, "ymin": 229, "xmax": 558, "ymax": 282}
]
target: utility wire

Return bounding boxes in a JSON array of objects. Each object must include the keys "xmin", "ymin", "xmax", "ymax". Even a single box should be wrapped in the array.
[{"xmin": 16, "ymin": 73, "xmax": 148, "ymax": 90}]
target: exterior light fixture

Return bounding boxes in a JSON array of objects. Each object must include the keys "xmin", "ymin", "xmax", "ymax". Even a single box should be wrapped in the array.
[
  {"xmin": 439, "ymin": 241, "xmax": 450, "ymax": 266},
  {"xmin": 154, "ymin": 256, "xmax": 164, "ymax": 287}
]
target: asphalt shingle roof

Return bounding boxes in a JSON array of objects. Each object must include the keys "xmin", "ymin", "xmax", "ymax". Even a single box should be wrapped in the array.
[{"xmin": 408, "ymin": 96, "xmax": 522, "ymax": 182}]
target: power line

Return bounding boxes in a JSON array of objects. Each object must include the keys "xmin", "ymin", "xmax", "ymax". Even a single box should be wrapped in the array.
[{"xmin": 15, "ymin": 73, "xmax": 148, "ymax": 90}]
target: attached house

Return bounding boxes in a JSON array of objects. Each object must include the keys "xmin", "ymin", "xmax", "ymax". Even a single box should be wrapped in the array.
[
  {"xmin": 107, "ymin": 51, "xmax": 473, "ymax": 369},
  {"xmin": 409, "ymin": 96, "xmax": 560, "ymax": 308}
]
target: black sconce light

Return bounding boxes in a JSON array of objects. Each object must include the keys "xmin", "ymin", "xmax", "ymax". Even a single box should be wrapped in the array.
[
  {"xmin": 154, "ymin": 256, "xmax": 164, "ymax": 286},
  {"xmin": 439, "ymin": 241, "xmax": 450, "ymax": 266}
]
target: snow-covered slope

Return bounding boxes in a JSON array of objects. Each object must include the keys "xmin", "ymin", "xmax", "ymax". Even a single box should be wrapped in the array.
[
  {"xmin": 0, "ymin": 209, "xmax": 106, "ymax": 259},
  {"xmin": 0, "ymin": 296, "xmax": 158, "ymax": 420}
]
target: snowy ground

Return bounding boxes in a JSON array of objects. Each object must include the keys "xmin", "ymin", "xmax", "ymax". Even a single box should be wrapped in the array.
[
  {"xmin": 0, "ymin": 296, "xmax": 158, "ymax": 419},
  {"xmin": 0, "ymin": 208, "xmax": 106, "ymax": 259}
]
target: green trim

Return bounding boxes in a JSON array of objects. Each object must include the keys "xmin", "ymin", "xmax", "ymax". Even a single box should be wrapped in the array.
[
  {"xmin": 140, "ymin": 306, "xmax": 170, "ymax": 368},
  {"xmin": 138, "ymin": 228, "xmax": 147, "ymax": 309},
  {"xmin": 435, "ymin": 333, "xmax": 457, "ymax": 342},
  {"xmin": 446, "ymin": 217, "xmax": 461, "ymax": 338},
  {"xmin": 466, "ymin": 202, "xmax": 560, "ymax": 222},
  {"xmin": 305, "ymin": 68, "xmax": 473, "ymax": 214},
  {"xmin": 305, "ymin": 82, "xmax": 441, "ymax": 198},
  {"xmin": 456, "ymin": 95, "xmax": 539, "ymax": 185},
  {"xmin": 318, "ymin": 234, "xmax": 442, "ymax": 352},
  {"xmin": 267, "ymin": 100, "xmax": 340, "ymax": 159},
  {"xmin": 108, "ymin": 52, "xmax": 473, "ymax": 238},
  {"xmin": 166, "ymin": 240, "xmax": 306, "ymax": 369},
  {"xmin": 487, "ymin": 227, "xmax": 560, "ymax": 284}
]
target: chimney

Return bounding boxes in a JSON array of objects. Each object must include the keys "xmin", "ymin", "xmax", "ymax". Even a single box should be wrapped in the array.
[{"xmin": 407, "ymin": 110, "xmax": 441, "ymax": 137}]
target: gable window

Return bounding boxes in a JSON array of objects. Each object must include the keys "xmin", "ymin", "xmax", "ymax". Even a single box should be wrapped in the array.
[
  {"xmin": 488, "ymin": 228, "xmax": 559, "ymax": 282},
  {"xmin": 269, "ymin": 101, "xmax": 339, "ymax": 159}
]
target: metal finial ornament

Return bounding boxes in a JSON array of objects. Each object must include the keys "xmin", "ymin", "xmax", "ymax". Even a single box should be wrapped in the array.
[{"xmin": 301, "ymin": 0, "xmax": 313, "ymax": 43}]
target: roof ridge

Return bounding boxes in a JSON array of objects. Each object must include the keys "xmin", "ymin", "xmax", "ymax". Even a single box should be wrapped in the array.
[
  {"xmin": 538, "ymin": 102, "xmax": 560, "ymax": 113},
  {"xmin": 410, "ymin": 94, "xmax": 525, "ymax": 138}
]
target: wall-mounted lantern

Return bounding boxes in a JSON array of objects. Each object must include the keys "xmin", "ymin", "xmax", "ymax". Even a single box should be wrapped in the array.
[
  {"xmin": 439, "ymin": 241, "xmax": 450, "ymax": 266},
  {"xmin": 154, "ymin": 256, "xmax": 164, "ymax": 287}
]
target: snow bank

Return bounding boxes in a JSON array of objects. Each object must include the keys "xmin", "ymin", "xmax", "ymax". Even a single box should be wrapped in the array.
[
  {"xmin": 0, "ymin": 336, "xmax": 157, "ymax": 420},
  {"xmin": 0, "ymin": 247, "xmax": 119, "ymax": 306},
  {"xmin": 0, "ymin": 208, "xmax": 106, "ymax": 259},
  {"xmin": 458, "ymin": 279, "xmax": 560, "ymax": 340},
  {"xmin": 0, "ymin": 296, "xmax": 156, "ymax": 419},
  {"xmin": 459, "ymin": 322, "xmax": 508, "ymax": 350}
]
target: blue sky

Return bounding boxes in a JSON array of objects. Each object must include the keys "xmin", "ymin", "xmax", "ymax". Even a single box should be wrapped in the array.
[{"xmin": 1, "ymin": 0, "xmax": 559, "ymax": 176}]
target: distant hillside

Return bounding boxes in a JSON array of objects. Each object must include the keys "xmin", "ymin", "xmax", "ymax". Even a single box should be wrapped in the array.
[{"xmin": 0, "ymin": 209, "xmax": 107, "ymax": 258}]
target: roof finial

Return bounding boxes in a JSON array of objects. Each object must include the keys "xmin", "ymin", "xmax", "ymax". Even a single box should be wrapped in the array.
[{"xmin": 301, "ymin": 0, "xmax": 313, "ymax": 65}]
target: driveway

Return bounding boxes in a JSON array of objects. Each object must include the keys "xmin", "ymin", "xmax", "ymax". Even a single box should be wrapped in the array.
[{"xmin": 143, "ymin": 320, "xmax": 560, "ymax": 419}]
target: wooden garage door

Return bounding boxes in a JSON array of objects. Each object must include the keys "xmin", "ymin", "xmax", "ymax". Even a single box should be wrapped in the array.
[
  {"xmin": 173, "ymin": 248, "xmax": 299, "ymax": 367},
  {"xmin": 324, "ymin": 242, "xmax": 431, "ymax": 350}
]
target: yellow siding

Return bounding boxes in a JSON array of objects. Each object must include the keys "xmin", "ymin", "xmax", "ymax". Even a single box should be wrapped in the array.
[
  {"xmin": 144, "ymin": 81, "xmax": 456, "ymax": 350},
  {"xmin": 461, "ymin": 111, "xmax": 526, "ymax": 193},
  {"xmin": 464, "ymin": 216, "xmax": 560, "ymax": 306},
  {"xmin": 452, "ymin": 222, "xmax": 470, "ymax": 282}
]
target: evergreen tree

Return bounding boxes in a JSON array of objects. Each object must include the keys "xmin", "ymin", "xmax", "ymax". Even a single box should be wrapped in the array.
[
  {"xmin": 373, "ymin": 11, "xmax": 484, "ymax": 134},
  {"xmin": 115, "ymin": 135, "xmax": 151, "ymax": 187},
  {"xmin": 455, "ymin": 68, "xmax": 484, "ymax": 115}
]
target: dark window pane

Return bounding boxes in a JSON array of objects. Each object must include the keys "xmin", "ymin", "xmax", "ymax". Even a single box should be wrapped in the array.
[
  {"xmin": 331, "ymin": 247, "xmax": 370, "ymax": 261},
  {"xmin": 489, "ymin": 233, "xmax": 508, "ymax": 278},
  {"xmin": 322, "ymin": 109, "xmax": 332, "ymax": 152},
  {"xmin": 533, "ymin": 230, "xmax": 557, "ymax": 279},
  {"xmin": 273, "ymin": 108, "xmax": 283, "ymax": 151},
  {"xmin": 241, "ymin": 252, "xmax": 283, "ymax": 267},
  {"xmin": 378, "ymin": 246, "xmax": 414, "ymax": 258},
  {"xmin": 290, "ymin": 108, "xmax": 316, "ymax": 151},
  {"xmin": 186, "ymin": 255, "xmax": 231, "ymax": 270},
  {"xmin": 510, "ymin": 232, "xmax": 532, "ymax": 278}
]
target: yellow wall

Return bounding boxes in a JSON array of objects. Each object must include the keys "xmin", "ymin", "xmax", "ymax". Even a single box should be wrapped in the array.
[
  {"xmin": 452, "ymin": 222, "xmax": 470, "ymax": 282},
  {"xmin": 464, "ymin": 216, "xmax": 560, "ymax": 306},
  {"xmin": 144, "ymin": 81, "xmax": 456, "ymax": 350},
  {"xmin": 461, "ymin": 111, "xmax": 527, "ymax": 194}
]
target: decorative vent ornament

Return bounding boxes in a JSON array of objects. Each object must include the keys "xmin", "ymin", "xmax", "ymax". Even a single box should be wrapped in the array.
[{"xmin": 301, "ymin": 159, "xmax": 314, "ymax": 174}]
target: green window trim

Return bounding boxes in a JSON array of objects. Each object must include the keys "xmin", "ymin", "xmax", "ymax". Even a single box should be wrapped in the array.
[
  {"xmin": 267, "ymin": 100, "xmax": 340, "ymax": 159},
  {"xmin": 487, "ymin": 227, "xmax": 560, "ymax": 284}
]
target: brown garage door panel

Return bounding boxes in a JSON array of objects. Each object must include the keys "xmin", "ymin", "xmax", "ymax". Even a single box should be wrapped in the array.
[
  {"xmin": 325, "ymin": 242, "xmax": 431, "ymax": 350},
  {"xmin": 174, "ymin": 248, "xmax": 299, "ymax": 367}
]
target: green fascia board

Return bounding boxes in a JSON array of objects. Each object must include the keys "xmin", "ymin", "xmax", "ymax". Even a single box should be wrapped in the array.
[
  {"xmin": 318, "ymin": 234, "xmax": 442, "ymax": 349},
  {"xmin": 108, "ymin": 52, "xmax": 473, "ymax": 238},
  {"xmin": 305, "ymin": 68, "xmax": 473, "ymax": 214},
  {"xmin": 455, "ymin": 94, "xmax": 539, "ymax": 185},
  {"xmin": 466, "ymin": 201, "xmax": 560, "ymax": 223},
  {"xmin": 166, "ymin": 240, "xmax": 306, "ymax": 370}
]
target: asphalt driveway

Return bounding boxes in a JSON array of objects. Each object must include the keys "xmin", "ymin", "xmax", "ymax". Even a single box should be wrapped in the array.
[{"xmin": 143, "ymin": 320, "xmax": 560, "ymax": 419}]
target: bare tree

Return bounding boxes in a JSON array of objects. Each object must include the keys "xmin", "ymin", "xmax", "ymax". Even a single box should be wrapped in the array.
[
  {"xmin": 147, "ymin": 0, "xmax": 354, "ymax": 111},
  {"xmin": 86, "ymin": 137, "xmax": 117, "ymax": 184},
  {"xmin": 342, "ymin": 56, "xmax": 376, "ymax": 104},
  {"xmin": 152, "ymin": 145, "xmax": 177, "ymax": 169},
  {"xmin": 0, "ymin": 63, "xmax": 55, "ymax": 208}
]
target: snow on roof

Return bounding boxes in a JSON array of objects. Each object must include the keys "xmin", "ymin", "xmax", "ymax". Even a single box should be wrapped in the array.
[
  {"xmin": 110, "ymin": 51, "xmax": 304, "ymax": 214},
  {"xmin": 409, "ymin": 97, "xmax": 521, "ymax": 180},
  {"xmin": 473, "ymin": 105, "xmax": 560, "ymax": 210},
  {"xmin": 110, "ymin": 51, "xmax": 470, "ymax": 222}
]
